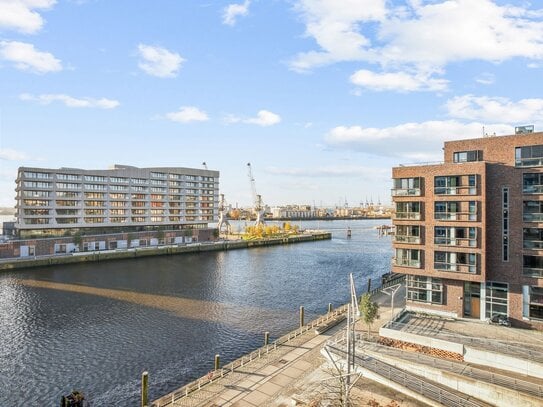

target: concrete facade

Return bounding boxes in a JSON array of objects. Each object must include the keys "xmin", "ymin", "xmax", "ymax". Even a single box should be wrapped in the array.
[
  {"xmin": 392, "ymin": 131, "xmax": 543, "ymax": 328},
  {"xmin": 15, "ymin": 164, "xmax": 219, "ymax": 238}
]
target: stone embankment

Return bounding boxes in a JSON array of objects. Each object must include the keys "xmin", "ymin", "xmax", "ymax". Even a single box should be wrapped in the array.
[{"xmin": 0, "ymin": 232, "xmax": 331, "ymax": 271}]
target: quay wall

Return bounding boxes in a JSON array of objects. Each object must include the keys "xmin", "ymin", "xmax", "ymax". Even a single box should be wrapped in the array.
[{"xmin": 0, "ymin": 232, "xmax": 331, "ymax": 271}]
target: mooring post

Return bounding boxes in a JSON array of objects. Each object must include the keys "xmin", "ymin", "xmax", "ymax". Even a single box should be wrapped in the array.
[
  {"xmin": 328, "ymin": 303, "xmax": 333, "ymax": 313},
  {"xmin": 264, "ymin": 331, "xmax": 269, "ymax": 346},
  {"xmin": 141, "ymin": 371, "xmax": 148, "ymax": 407},
  {"xmin": 214, "ymin": 354, "xmax": 220, "ymax": 371},
  {"xmin": 299, "ymin": 306, "xmax": 305, "ymax": 327},
  {"xmin": 367, "ymin": 278, "xmax": 372, "ymax": 293}
]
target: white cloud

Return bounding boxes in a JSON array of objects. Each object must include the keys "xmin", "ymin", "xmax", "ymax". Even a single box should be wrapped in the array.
[
  {"xmin": 350, "ymin": 69, "xmax": 448, "ymax": 92},
  {"xmin": 291, "ymin": 0, "xmax": 543, "ymax": 75},
  {"xmin": 19, "ymin": 93, "xmax": 120, "ymax": 109},
  {"xmin": 224, "ymin": 110, "xmax": 281, "ymax": 126},
  {"xmin": 0, "ymin": 40, "xmax": 62, "ymax": 73},
  {"xmin": 0, "ymin": 148, "xmax": 28, "ymax": 161},
  {"xmin": 223, "ymin": 0, "xmax": 250, "ymax": 26},
  {"xmin": 290, "ymin": 0, "xmax": 386, "ymax": 72},
  {"xmin": 0, "ymin": 0, "xmax": 56, "ymax": 34},
  {"xmin": 245, "ymin": 110, "xmax": 281, "ymax": 126},
  {"xmin": 474, "ymin": 72, "xmax": 495, "ymax": 85},
  {"xmin": 325, "ymin": 120, "xmax": 513, "ymax": 161},
  {"xmin": 165, "ymin": 106, "xmax": 209, "ymax": 123},
  {"xmin": 445, "ymin": 94, "xmax": 543, "ymax": 124},
  {"xmin": 137, "ymin": 44, "xmax": 184, "ymax": 78}
]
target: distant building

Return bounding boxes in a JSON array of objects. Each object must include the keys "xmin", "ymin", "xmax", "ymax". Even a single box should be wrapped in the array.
[
  {"xmin": 391, "ymin": 131, "xmax": 543, "ymax": 328},
  {"xmin": 15, "ymin": 165, "xmax": 219, "ymax": 238}
]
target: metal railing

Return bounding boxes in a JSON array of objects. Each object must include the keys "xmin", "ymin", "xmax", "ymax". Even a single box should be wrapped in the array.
[
  {"xmin": 326, "ymin": 343, "xmax": 486, "ymax": 407},
  {"xmin": 151, "ymin": 304, "xmax": 349, "ymax": 407}
]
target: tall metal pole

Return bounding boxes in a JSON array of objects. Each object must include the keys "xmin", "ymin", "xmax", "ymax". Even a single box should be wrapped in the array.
[{"xmin": 345, "ymin": 303, "xmax": 351, "ymax": 407}]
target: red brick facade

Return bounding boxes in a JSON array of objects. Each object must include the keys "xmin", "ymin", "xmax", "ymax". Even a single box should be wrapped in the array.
[{"xmin": 392, "ymin": 132, "xmax": 543, "ymax": 329}]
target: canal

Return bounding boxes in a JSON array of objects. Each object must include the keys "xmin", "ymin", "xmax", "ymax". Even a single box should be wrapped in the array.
[{"xmin": 0, "ymin": 219, "xmax": 392, "ymax": 406}]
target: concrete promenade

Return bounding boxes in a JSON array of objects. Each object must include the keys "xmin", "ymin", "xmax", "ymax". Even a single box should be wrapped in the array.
[{"xmin": 151, "ymin": 284, "xmax": 408, "ymax": 407}]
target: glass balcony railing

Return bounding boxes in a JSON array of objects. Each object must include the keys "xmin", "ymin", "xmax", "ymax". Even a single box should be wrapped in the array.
[
  {"xmin": 523, "ymin": 185, "xmax": 543, "ymax": 194},
  {"xmin": 394, "ymin": 212, "xmax": 421, "ymax": 220},
  {"xmin": 434, "ymin": 262, "xmax": 477, "ymax": 273},
  {"xmin": 394, "ymin": 235, "xmax": 421, "ymax": 244},
  {"xmin": 434, "ymin": 186, "xmax": 477, "ymax": 195},
  {"xmin": 524, "ymin": 240, "xmax": 543, "ymax": 250},
  {"xmin": 435, "ymin": 212, "xmax": 477, "ymax": 221},
  {"xmin": 391, "ymin": 188, "xmax": 421, "ymax": 196},
  {"xmin": 516, "ymin": 157, "xmax": 543, "ymax": 167},
  {"xmin": 524, "ymin": 213, "xmax": 543, "ymax": 222},
  {"xmin": 434, "ymin": 237, "xmax": 477, "ymax": 247},
  {"xmin": 393, "ymin": 258, "xmax": 421, "ymax": 268},
  {"xmin": 523, "ymin": 267, "xmax": 543, "ymax": 278}
]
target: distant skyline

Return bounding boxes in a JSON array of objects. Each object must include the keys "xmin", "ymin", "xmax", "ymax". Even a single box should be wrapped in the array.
[{"xmin": 1, "ymin": 0, "xmax": 543, "ymax": 208}]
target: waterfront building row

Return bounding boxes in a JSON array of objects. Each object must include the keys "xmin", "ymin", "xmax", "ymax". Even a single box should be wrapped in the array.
[
  {"xmin": 391, "ymin": 130, "xmax": 543, "ymax": 328},
  {"xmin": 15, "ymin": 165, "xmax": 219, "ymax": 238}
]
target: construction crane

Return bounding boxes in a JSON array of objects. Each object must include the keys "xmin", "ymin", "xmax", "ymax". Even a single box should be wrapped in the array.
[
  {"xmin": 217, "ymin": 193, "xmax": 231, "ymax": 235},
  {"xmin": 247, "ymin": 162, "xmax": 265, "ymax": 226}
]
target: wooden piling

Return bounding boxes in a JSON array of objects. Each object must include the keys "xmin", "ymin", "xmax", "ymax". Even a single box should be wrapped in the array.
[
  {"xmin": 300, "ymin": 306, "xmax": 305, "ymax": 327},
  {"xmin": 214, "ymin": 354, "xmax": 220, "ymax": 371},
  {"xmin": 141, "ymin": 371, "xmax": 148, "ymax": 407},
  {"xmin": 264, "ymin": 331, "xmax": 269, "ymax": 346}
]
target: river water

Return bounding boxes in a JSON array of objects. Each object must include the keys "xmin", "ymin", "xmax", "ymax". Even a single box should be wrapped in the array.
[{"xmin": 0, "ymin": 219, "xmax": 392, "ymax": 406}]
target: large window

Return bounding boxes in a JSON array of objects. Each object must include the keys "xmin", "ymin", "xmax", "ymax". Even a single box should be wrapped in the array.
[
  {"xmin": 434, "ymin": 251, "xmax": 477, "ymax": 273},
  {"xmin": 394, "ymin": 248, "xmax": 421, "ymax": 268},
  {"xmin": 434, "ymin": 226, "xmax": 476, "ymax": 247},
  {"xmin": 392, "ymin": 177, "xmax": 422, "ymax": 196},
  {"xmin": 453, "ymin": 150, "xmax": 482, "ymax": 163},
  {"xmin": 523, "ymin": 173, "xmax": 543, "ymax": 194},
  {"xmin": 406, "ymin": 275, "xmax": 443, "ymax": 304},
  {"xmin": 526, "ymin": 286, "xmax": 543, "ymax": 320},
  {"xmin": 485, "ymin": 282, "xmax": 508, "ymax": 318},
  {"xmin": 523, "ymin": 255, "xmax": 543, "ymax": 278},
  {"xmin": 523, "ymin": 201, "xmax": 543, "ymax": 222},
  {"xmin": 395, "ymin": 202, "xmax": 421, "ymax": 219},
  {"xmin": 516, "ymin": 145, "xmax": 543, "ymax": 167}
]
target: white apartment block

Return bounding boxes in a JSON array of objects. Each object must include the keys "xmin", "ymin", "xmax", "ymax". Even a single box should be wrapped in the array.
[{"xmin": 15, "ymin": 165, "xmax": 219, "ymax": 238}]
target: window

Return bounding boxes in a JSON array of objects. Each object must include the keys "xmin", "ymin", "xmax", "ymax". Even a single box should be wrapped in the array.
[
  {"xmin": 394, "ymin": 248, "xmax": 421, "ymax": 268},
  {"xmin": 523, "ymin": 255, "xmax": 543, "ymax": 277},
  {"xmin": 110, "ymin": 193, "xmax": 127, "ymax": 199},
  {"xmin": 56, "ymin": 209, "xmax": 79, "ymax": 216},
  {"xmin": 523, "ymin": 173, "xmax": 543, "ymax": 194},
  {"xmin": 392, "ymin": 177, "xmax": 422, "ymax": 196},
  {"xmin": 110, "ymin": 177, "xmax": 128, "ymax": 183},
  {"xmin": 56, "ymin": 183, "xmax": 80, "ymax": 189},
  {"xmin": 131, "ymin": 178, "xmax": 148, "ymax": 184},
  {"xmin": 23, "ymin": 190, "xmax": 50, "ymax": 198},
  {"xmin": 395, "ymin": 202, "xmax": 421, "ymax": 219},
  {"xmin": 24, "ymin": 209, "xmax": 50, "ymax": 215},
  {"xmin": 395, "ymin": 225, "xmax": 421, "ymax": 244},
  {"xmin": 85, "ymin": 209, "xmax": 105, "ymax": 215},
  {"xmin": 24, "ymin": 181, "xmax": 51, "ymax": 188},
  {"xmin": 110, "ymin": 185, "xmax": 128, "ymax": 191},
  {"xmin": 527, "ymin": 286, "xmax": 543, "ymax": 320},
  {"xmin": 150, "ymin": 171, "xmax": 166, "ymax": 178},
  {"xmin": 503, "ymin": 187, "xmax": 509, "ymax": 261},
  {"xmin": 523, "ymin": 228, "xmax": 543, "ymax": 250},
  {"xmin": 84, "ymin": 184, "xmax": 107, "ymax": 190},
  {"xmin": 434, "ymin": 251, "xmax": 477, "ymax": 273},
  {"xmin": 57, "ymin": 174, "xmax": 81, "ymax": 181},
  {"xmin": 24, "ymin": 199, "xmax": 50, "ymax": 206},
  {"xmin": 434, "ymin": 226, "xmax": 477, "ymax": 247},
  {"xmin": 84, "ymin": 217, "xmax": 105, "ymax": 223},
  {"xmin": 56, "ymin": 191, "xmax": 79, "ymax": 198},
  {"xmin": 85, "ymin": 192, "xmax": 105, "ymax": 199},
  {"xmin": 453, "ymin": 150, "xmax": 482, "ymax": 163},
  {"xmin": 56, "ymin": 217, "xmax": 78, "ymax": 224},
  {"xmin": 523, "ymin": 200, "xmax": 543, "ymax": 222},
  {"xmin": 485, "ymin": 282, "xmax": 508, "ymax": 318},
  {"xmin": 23, "ymin": 171, "xmax": 52, "ymax": 179},
  {"xmin": 516, "ymin": 145, "xmax": 543, "ymax": 167},
  {"xmin": 406, "ymin": 275, "xmax": 443, "ymax": 304},
  {"xmin": 84, "ymin": 175, "xmax": 107, "ymax": 182},
  {"xmin": 56, "ymin": 200, "xmax": 78, "ymax": 207}
]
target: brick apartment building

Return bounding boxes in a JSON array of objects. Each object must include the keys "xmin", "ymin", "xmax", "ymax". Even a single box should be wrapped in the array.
[{"xmin": 391, "ymin": 129, "xmax": 543, "ymax": 328}]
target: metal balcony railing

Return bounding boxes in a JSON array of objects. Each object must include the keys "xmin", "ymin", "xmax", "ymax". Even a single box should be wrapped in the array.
[
  {"xmin": 434, "ymin": 237, "xmax": 477, "ymax": 248},
  {"xmin": 523, "ymin": 240, "xmax": 543, "ymax": 250},
  {"xmin": 523, "ymin": 267, "xmax": 543, "ymax": 278},
  {"xmin": 393, "ymin": 258, "xmax": 421, "ymax": 268},
  {"xmin": 394, "ymin": 235, "xmax": 421, "ymax": 244},
  {"xmin": 434, "ymin": 262, "xmax": 477, "ymax": 274},
  {"xmin": 394, "ymin": 212, "xmax": 421, "ymax": 220},
  {"xmin": 523, "ymin": 185, "xmax": 543, "ymax": 194},
  {"xmin": 391, "ymin": 188, "xmax": 421, "ymax": 196},
  {"xmin": 516, "ymin": 157, "xmax": 543, "ymax": 167},
  {"xmin": 524, "ymin": 213, "xmax": 543, "ymax": 222}
]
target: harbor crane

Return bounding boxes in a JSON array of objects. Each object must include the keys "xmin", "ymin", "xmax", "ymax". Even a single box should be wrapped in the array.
[
  {"xmin": 247, "ymin": 163, "xmax": 265, "ymax": 226},
  {"xmin": 217, "ymin": 194, "xmax": 231, "ymax": 235}
]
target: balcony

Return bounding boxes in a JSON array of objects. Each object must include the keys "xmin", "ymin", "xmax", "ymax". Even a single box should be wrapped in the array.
[
  {"xmin": 524, "ymin": 213, "xmax": 543, "ymax": 222},
  {"xmin": 393, "ymin": 258, "xmax": 421, "ymax": 268},
  {"xmin": 523, "ymin": 267, "xmax": 543, "ymax": 278},
  {"xmin": 434, "ymin": 237, "xmax": 477, "ymax": 248},
  {"xmin": 524, "ymin": 240, "xmax": 543, "ymax": 250},
  {"xmin": 391, "ymin": 188, "xmax": 421, "ymax": 197},
  {"xmin": 394, "ymin": 212, "xmax": 421, "ymax": 220},
  {"xmin": 516, "ymin": 157, "xmax": 543, "ymax": 167},
  {"xmin": 434, "ymin": 261, "xmax": 477, "ymax": 273},
  {"xmin": 435, "ymin": 212, "xmax": 477, "ymax": 221},
  {"xmin": 394, "ymin": 235, "xmax": 421, "ymax": 244},
  {"xmin": 434, "ymin": 186, "xmax": 477, "ymax": 195},
  {"xmin": 523, "ymin": 185, "xmax": 543, "ymax": 194}
]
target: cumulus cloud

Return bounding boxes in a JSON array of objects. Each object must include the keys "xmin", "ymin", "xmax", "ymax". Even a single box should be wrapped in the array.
[
  {"xmin": 165, "ymin": 106, "xmax": 209, "ymax": 123},
  {"xmin": 20, "ymin": 93, "xmax": 120, "ymax": 109},
  {"xmin": 225, "ymin": 110, "xmax": 281, "ymax": 126},
  {"xmin": 474, "ymin": 72, "xmax": 495, "ymax": 85},
  {"xmin": 325, "ymin": 120, "xmax": 513, "ymax": 161},
  {"xmin": 223, "ymin": 0, "xmax": 250, "ymax": 26},
  {"xmin": 445, "ymin": 94, "xmax": 543, "ymax": 124},
  {"xmin": 137, "ymin": 44, "xmax": 184, "ymax": 78},
  {"xmin": 0, "ymin": 0, "xmax": 56, "ymax": 34},
  {"xmin": 291, "ymin": 0, "xmax": 543, "ymax": 87},
  {"xmin": 0, "ymin": 148, "xmax": 28, "ymax": 161},
  {"xmin": 350, "ymin": 69, "xmax": 448, "ymax": 92},
  {"xmin": 0, "ymin": 40, "xmax": 62, "ymax": 73}
]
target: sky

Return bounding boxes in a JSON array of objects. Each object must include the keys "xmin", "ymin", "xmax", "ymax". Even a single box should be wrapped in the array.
[{"xmin": 1, "ymin": 0, "xmax": 543, "ymax": 208}]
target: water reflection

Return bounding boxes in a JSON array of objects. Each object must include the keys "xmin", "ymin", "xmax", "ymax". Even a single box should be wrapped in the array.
[{"xmin": 0, "ymin": 219, "xmax": 392, "ymax": 406}]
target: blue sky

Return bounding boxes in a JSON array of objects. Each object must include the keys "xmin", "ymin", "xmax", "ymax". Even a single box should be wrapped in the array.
[{"xmin": 1, "ymin": 0, "xmax": 543, "ymax": 208}]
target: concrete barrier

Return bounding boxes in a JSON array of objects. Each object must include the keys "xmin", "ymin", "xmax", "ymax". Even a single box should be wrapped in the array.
[
  {"xmin": 464, "ymin": 346, "xmax": 543, "ymax": 380},
  {"xmin": 379, "ymin": 326, "xmax": 464, "ymax": 355}
]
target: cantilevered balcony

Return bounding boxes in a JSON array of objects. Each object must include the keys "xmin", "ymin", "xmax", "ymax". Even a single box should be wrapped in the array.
[
  {"xmin": 394, "ymin": 225, "xmax": 421, "ymax": 244},
  {"xmin": 434, "ymin": 251, "xmax": 478, "ymax": 274}
]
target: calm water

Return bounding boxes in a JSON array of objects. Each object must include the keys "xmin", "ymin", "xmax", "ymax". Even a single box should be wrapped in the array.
[{"xmin": 0, "ymin": 219, "xmax": 392, "ymax": 406}]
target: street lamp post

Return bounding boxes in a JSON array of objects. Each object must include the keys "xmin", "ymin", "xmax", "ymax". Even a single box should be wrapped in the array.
[{"xmin": 381, "ymin": 283, "xmax": 401, "ymax": 321}]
